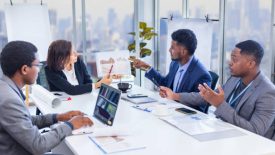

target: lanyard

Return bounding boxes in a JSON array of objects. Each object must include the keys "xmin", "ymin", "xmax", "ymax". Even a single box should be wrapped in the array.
[{"xmin": 228, "ymin": 80, "xmax": 253, "ymax": 106}]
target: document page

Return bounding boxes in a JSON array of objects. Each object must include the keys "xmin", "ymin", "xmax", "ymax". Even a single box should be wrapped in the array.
[
  {"xmin": 161, "ymin": 114, "xmax": 245, "ymax": 141},
  {"xmin": 89, "ymin": 135, "xmax": 146, "ymax": 154}
]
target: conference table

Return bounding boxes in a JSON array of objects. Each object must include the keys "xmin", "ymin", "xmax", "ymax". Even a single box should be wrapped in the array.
[{"xmin": 30, "ymin": 84, "xmax": 275, "ymax": 155}]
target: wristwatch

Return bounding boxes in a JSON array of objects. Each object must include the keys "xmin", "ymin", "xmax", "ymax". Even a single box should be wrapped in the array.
[{"xmin": 141, "ymin": 65, "xmax": 151, "ymax": 71}]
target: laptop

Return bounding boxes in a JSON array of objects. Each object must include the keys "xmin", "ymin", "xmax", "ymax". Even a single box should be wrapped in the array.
[{"xmin": 72, "ymin": 83, "xmax": 122, "ymax": 135}]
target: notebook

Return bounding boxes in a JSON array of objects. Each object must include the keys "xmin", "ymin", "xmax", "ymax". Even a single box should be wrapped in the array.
[{"xmin": 122, "ymin": 95, "xmax": 157, "ymax": 104}]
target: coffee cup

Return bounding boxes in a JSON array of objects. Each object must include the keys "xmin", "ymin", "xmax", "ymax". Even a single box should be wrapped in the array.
[{"xmin": 117, "ymin": 82, "xmax": 132, "ymax": 93}]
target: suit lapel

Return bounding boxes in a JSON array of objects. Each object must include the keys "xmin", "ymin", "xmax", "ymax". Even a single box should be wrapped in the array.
[
  {"xmin": 235, "ymin": 72, "xmax": 262, "ymax": 111},
  {"xmin": 224, "ymin": 77, "xmax": 240, "ymax": 100},
  {"xmin": 176, "ymin": 57, "xmax": 197, "ymax": 92}
]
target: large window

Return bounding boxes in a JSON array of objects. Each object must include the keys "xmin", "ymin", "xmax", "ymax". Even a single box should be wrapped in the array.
[
  {"xmin": 159, "ymin": 0, "xmax": 182, "ymax": 19},
  {"xmin": 224, "ymin": 0, "xmax": 273, "ymax": 81},
  {"xmin": 188, "ymin": 0, "xmax": 219, "ymax": 19},
  {"xmin": 84, "ymin": 0, "xmax": 134, "ymax": 52},
  {"xmin": 0, "ymin": 1, "xmax": 8, "ymax": 51},
  {"xmin": 83, "ymin": 0, "xmax": 134, "ymax": 78},
  {"xmin": 187, "ymin": 0, "xmax": 220, "ymax": 76}
]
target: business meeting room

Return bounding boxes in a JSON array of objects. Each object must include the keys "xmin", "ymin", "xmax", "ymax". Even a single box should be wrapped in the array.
[{"xmin": 0, "ymin": 0, "xmax": 275, "ymax": 155}]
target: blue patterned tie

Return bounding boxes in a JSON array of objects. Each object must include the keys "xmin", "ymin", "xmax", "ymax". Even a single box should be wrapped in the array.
[{"xmin": 175, "ymin": 69, "xmax": 184, "ymax": 92}]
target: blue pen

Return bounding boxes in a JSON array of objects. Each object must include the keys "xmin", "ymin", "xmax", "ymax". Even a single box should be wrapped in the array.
[
  {"xmin": 132, "ymin": 105, "xmax": 151, "ymax": 112},
  {"xmin": 151, "ymin": 78, "xmax": 160, "ymax": 88}
]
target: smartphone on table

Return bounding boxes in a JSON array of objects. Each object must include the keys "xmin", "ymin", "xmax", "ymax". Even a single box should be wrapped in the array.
[
  {"xmin": 175, "ymin": 107, "xmax": 196, "ymax": 115},
  {"xmin": 127, "ymin": 93, "xmax": 148, "ymax": 98}
]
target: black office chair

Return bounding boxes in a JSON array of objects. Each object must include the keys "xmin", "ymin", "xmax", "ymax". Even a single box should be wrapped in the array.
[
  {"xmin": 209, "ymin": 71, "xmax": 219, "ymax": 90},
  {"xmin": 36, "ymin": 61, "xmax": 49, "ymax": 90},
  {"xmin": 36, "ymin": 61, "xmax": 49, "ymax": 115},
  {"xmin": 203, "ymin": 71, "xmax": 219, "ymax": 113}
]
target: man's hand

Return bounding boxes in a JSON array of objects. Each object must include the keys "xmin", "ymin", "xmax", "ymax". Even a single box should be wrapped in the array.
[
  {"xmin": 95, "ymin": 75, "xmax": 112, "ymax": 88},
  {"xmin": 198, "ymin": 83, "xmax": 224, "ymax": 107},
  {"xmin": 159, "ymin": 86, "xmax": 180, "ymax": 101},
  {"xmin": 57, "ymin": 110, "xmax": 84, "ymax": 122},
  {"xmin": 132, "ymin": 59, "xmax": 150, "ymax": 70},
  {"xmin": 69, "ymin": 116, "xmax": 93, "ymax": 130}
]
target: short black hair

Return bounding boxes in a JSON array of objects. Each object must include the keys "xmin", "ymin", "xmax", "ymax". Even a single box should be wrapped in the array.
[
  {"xmin": 235, "ymin": 40, "xmax": 264, "ymax": 65},
  {"xmin": 0, "ymin": 41, "xmax": 37, "ymax": 77},
  {"xmin": 171, "ymin": 29, "xmax": 197, "ymax": 55}
]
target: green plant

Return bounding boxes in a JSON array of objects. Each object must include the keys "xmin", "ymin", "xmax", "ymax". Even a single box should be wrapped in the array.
[{"xmin": 128, "ymin": 22, "xmax": 157, "ymax": 58}]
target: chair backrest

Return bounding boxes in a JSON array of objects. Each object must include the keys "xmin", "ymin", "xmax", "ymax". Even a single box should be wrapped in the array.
[
  {"xmin": 203, "ymin": 71, "xmax": 219, "ymax": 114},
  {"xmin": 36, "ymin": 61, "xmax": 49, "ymax": 90},
  {"xmin": 209, "ymin": 71, "xmax": 219, "ymax": 90}
]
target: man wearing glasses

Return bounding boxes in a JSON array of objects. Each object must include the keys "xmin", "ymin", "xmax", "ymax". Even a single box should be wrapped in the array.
[{"xmin": 0, "ymin": 41, "xmax": 93, "ymax": 155}]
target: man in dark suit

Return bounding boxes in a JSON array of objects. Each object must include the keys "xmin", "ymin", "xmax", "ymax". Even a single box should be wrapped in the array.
[
  {"xmin": 133, "ymin": 29, "xmax": 211, "ymax": 112},
  {"xmin": 160, "ymin": 40, "xmax": 275, "ymax": 140}
]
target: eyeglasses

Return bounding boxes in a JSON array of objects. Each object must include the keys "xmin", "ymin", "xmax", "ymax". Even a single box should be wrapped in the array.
[{"xmin": 32, "ymin": 62, "xmax": 44, "ymax": 69}]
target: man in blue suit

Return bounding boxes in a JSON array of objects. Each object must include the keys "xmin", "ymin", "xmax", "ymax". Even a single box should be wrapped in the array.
[{"xmin": 133, "ymin": 29, "xmax": 211, "ymax": 112}]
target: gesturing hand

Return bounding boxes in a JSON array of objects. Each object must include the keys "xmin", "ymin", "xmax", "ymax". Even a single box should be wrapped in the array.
[{"xmin": 198, "ymin": 83, "xmax": 224, "ymax": 107}]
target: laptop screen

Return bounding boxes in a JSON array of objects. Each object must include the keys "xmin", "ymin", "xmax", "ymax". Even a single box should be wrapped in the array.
[{"xmin": 93, "ymin": 83, "xmax": 121, "ymax": 126}]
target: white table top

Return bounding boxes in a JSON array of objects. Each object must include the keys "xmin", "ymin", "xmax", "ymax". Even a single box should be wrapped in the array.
[{"xmin": 31, "ymin": 84, "xmax": 275, "ymax": 155}]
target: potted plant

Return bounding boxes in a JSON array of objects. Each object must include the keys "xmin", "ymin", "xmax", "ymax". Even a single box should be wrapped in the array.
[{"xmin": 128, "ymin": 21, "xmax": 157, "ymax": 76}]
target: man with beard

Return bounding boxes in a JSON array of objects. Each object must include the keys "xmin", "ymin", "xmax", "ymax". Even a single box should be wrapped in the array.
[
  {"xmin": 133, "ymin": 29, "xmax": 211, "ymax": 112},
  {"xmin": 160, "ymin": 40, "xmax": 275, "ymax": 140}
]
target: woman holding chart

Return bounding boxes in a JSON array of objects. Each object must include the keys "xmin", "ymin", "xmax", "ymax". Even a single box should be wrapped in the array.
[{"xmin": 45, "ymin": 40, "xmax": 112, "ymax": 95}]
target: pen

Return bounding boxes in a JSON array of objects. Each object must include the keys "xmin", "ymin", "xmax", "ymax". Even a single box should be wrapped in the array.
[
  {"xmin": 132, "ymin": 105, "xmax": 151, "ymax": 112},
  {"xmin": 108, "ymin": 64, "xmax": 114, "ymax": 75},
  {"xmin": 151, "ymin": 78, "xmax": 160, "ymax": 88}
]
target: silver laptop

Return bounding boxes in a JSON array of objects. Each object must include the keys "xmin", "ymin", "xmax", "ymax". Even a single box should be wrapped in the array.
[{"xmin": 72, "ymin": 84, "xmax": 121, "ymax": 134}]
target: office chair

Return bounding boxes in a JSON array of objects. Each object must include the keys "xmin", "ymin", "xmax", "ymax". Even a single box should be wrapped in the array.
[
  {"xmin": 36, "ymin": 61, "xmax": 49, "ymax": 90},
  {"xmin": 36, "ymin": 61, "xmax": 49, "ymax": 115},
  {"xmin": 209, "ymin": 71, "xmax": 219, "ymax": 90},
  {"xmin": 203, "ymin": 71, "xmax": 219, "ymax": 113}
]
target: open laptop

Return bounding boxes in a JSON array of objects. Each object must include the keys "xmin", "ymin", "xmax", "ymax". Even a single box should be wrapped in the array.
[{"xmin": 72, "ymin": 83, "xmax": 122, "ymax": 135}]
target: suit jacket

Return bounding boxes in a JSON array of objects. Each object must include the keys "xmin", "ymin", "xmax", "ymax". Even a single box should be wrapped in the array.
[
  {"xmin": 45, "ymin": 58, "xmax": 93, "ymax": 95},
  {"xmin": 145, "ymin": 56, "xmax": 212, "ymax": 112},
  {"xmin": 179, "ymin": 72, "xmax": 275, "ymax": 140},
  {"xmin": 0, "ymin": 75, "xmax": 72, "ymax": 155}
]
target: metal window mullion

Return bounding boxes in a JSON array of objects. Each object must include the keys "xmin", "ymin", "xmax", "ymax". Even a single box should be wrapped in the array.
[
  {"xmin": 271, "ymin": 0, "xmax": 275, "ymax": 82},
  {"xmin": 72, "ymin": 0, "xmax": 77, "ymax": 48},
  {"xmin": 134, "ymin": 0, "xmax": 141, "ymax": 86},
  {"xmin": 81, "ymin": 0, "xmax": 87, "ymax": 63},
  {"xmin": 218, "ymin": 0, "xmax": 226, "ymax": 84},
  {"xmin": 183, "ymin": 0, "xmax": 188, "ymax": 18},
  {"xmin": 154, "ymin": 0, "xmax": 159, "ymax": 71}
]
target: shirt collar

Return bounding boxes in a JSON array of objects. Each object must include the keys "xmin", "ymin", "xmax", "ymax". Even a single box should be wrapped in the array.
[{"xmin": 178, "ymin": 56, "xmax": 193, "ymax": 71}]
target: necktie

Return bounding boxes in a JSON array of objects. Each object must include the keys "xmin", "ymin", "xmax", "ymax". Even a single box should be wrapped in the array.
[{"xmin": 174, "ymin": 69, "xmax": 184, "ymax": 92}]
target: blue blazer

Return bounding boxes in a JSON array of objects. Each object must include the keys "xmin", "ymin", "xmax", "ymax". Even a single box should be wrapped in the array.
[
  {"xmin": 45, "ymin": 58, "xmax": 93, "ymax": 95},
  {"xmin": 145, "ymin": 57, "xmax": 212, "ymax": 112}
]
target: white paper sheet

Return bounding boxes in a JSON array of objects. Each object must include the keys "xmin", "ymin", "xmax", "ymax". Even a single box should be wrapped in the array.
[
  {"xmin": 95, "ymin": 50, "xmax": 131, "ymax": 77},
  {"xmin": 161, "ymin": 114, "xmax": 245, "ymax": 141}
]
